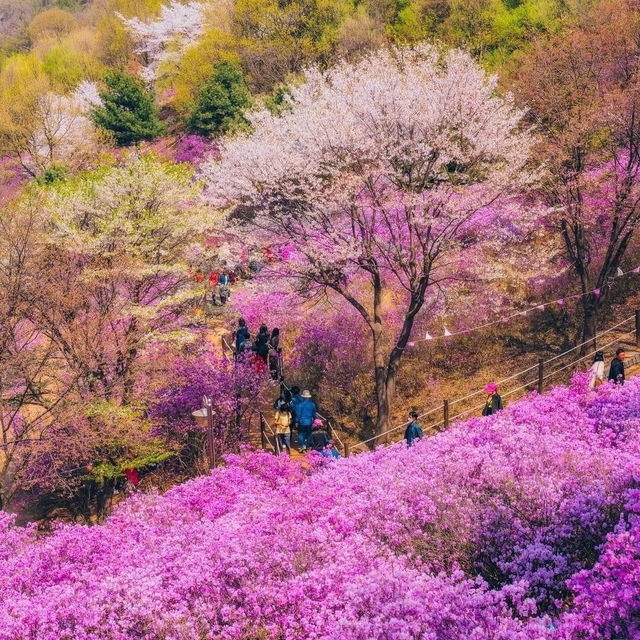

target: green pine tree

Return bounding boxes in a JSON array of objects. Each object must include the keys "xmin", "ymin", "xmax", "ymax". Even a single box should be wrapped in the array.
[
  {"xmin": 187, "ymin": 61, "xmax": 251, "ymax": 136},
  {"xmin": 91, "ymin": 71, "xmax": 166, "ymax": 147}
]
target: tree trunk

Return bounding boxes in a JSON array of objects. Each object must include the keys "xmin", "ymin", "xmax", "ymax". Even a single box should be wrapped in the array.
[
  {"xmin": 581, "ymin": 296, "xmax": 599, "ymax": 355},
  {"xmin": 373, "ymin": 324, "xmax": 390, "ymax": 443}
]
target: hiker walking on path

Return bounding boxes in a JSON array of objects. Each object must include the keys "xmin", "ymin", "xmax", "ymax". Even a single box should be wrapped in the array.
[
  {"xmin": 290, "ymin": 385, "xmax": 302, "ymax": 432},
  {"xmin": 482, "ymin": 382, "xmax": 503, "ymax": 416},
  {"xmin": 275, "ymin": 401, "xmax": 293, "ymax": 456},
  {"xmin": 608, "ymin": 348, "xmax": 626, "ymax": 385},
  {"xmin": 311, "ymin": 418, "xmax": 341, "ymax": 458},
  {"xmin": 273, "ymin": 387, "xmax": 290, "ymax": 411},
  {"xmin": 268, "ymin": 328, "xmax": 281, "ymax": 380},
  {"xmin": 296, "ymin": 390, "xmax": 316, "ymax": 453},
  {"xmin": 589, "ymin": 351, "xmax": 605, "ymax": 389},
  {"xmin": 218, "ymin": 271, "xmax": 231, "ymax": 305},
  {"xmin": 404, "ymin": 411, "xmax": 423, "ymax": 447},
  {"xmin": 234, "ymin": 318, "xmax": 250, "ymax": 356},
  {"xmin": 255, "ymin": 324, "xmax": 270, "ymax": 364},
  {"xmin": 311, "ymin": 418, "xmax": 330, "ymax": 452}
]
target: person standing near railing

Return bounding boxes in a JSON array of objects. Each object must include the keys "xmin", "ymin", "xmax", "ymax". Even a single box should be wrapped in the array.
[
  {"xmin": 404, "ymin": 411, "xmax": 423, "ymax": 447},
  {"xmin": 296, "ymin": 390, "xmax": 316, "ymax": 453},
  {"xmin": 482, "ymin": 383, "xmax": 503, "ymax": 416},
  {"xmin": 268, "ymin": 328, "xmax": 281, "ymax": 380},
  {"xmin": 274, "ymin": 401, "xmax": 293, "ymax": 456},
  {"xmin": 608, "ymin": 348, "xmax": 626, "ymax": 385},
  {"xmin": 589, "ymin": 351, "xmax": 605, "ymax": 389}
]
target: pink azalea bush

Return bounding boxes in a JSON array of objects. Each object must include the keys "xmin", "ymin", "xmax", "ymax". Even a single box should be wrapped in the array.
[{"xmin": 1, "ymin": 375, "xmax": 640, "ymax": 638}]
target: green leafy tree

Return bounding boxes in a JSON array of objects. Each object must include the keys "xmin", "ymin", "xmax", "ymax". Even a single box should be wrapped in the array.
[
  {"xmin": 187, "ymin": 61, "xmax": 251, "ymax": 136},
  {"xmin": 91, "ymin": 70, "xmax": 166, "ymax": 146}
]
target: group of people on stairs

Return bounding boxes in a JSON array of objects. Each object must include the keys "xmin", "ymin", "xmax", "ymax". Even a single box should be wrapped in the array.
[
  {"xmin": 233, "ymin": 318, "xmax": 282, "ymax": 379},
  {"xmin": 273, "ymin": 387, "xmax": 340, "ymax": 458}
]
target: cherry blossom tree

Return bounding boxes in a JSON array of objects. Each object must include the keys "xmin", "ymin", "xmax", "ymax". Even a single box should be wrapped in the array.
[
  {"xmin": 203, "ymin": 45, "xmax": 538, "ymax": 436},
  {"xmin": 38, "ymin": 152, "xmax": 207, "ymax": 404},
  {"xmin": 118, "ymin": 1, "xmax": 206, "ymax": 85},
  {"xmin": 0, "ymin": 82, "xmax": 103, "ymax": 178}
]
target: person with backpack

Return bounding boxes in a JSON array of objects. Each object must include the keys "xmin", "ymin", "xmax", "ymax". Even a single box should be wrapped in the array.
[
  {"xmin": 404, "ymin": 411, "xmax": 423, "ymax": 447},
  {"xmin": 608, "ymin": 348, "xmax": 626, "ymax": 385},
  {"xmin": 310, "ymin": 418, "xmax": 329, "ymax": 451},
  {"xmin": 296, "ymin": 390, "xmax": 316, "ymax": 453},
  {"xmin": 482, "ymin": 382, "xmax": 503, "ymax": 416},
  {"xmin": 275, "ymin": 401, "xmax": 293, "ymax": 456},
  {"xmin": 589, "ymin": 351, "xmax": 605, "ymax": 389}
]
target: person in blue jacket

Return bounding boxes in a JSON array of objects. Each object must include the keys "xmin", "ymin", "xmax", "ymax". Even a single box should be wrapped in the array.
[
  {"xmin": 404, "ymin": 411, "xmax": 423, "ymax": 447},
  {"xmin": 234, "ymin": 318, "xmax": 250, "ymax": 354},
  {"xmin": 296, "ymin": 390, "xmax": 316, "ymax": 453}
]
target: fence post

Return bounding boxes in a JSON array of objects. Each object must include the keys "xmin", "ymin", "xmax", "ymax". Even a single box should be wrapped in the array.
[
  {"xmin": 443, "ymin": 399, "xmax": 449, "ymax": 429},
  {"xmin": 344, "ymin": 442, "xmax": 351, "ymax": 457},
  {"xmin": 537, "ymin": 358, "xmax": 544, "ymax": 394},
  {"xmin": 636, "ymin": 310, "xmax": 640, "ymax": 347},
  {"xmin": 259, "ymin": 412, "xmax": 267, "ymax": 450}
]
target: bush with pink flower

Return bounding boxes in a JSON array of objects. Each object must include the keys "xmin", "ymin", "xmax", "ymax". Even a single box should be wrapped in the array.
[{"xmin": 1, "ymin": 376, "xmax": 640, "ymax": 638}]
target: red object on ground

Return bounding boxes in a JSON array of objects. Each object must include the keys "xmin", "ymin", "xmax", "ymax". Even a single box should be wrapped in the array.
[
  {"xmin": 196, "ymin": 273, "xmax": 204, "ymax": 282},
  {"xmin": 125, "ymin": 468, "xmax": 139, "ymax": 487}
]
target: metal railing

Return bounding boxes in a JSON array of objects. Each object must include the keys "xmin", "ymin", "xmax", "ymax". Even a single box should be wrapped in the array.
[
  {"xmin": 218, "ymin": 313, "xmax": 640, "ymax": 459},
  {"xmin": 349, "ymin": 315, "xmax": 638, "ymax": 454}
]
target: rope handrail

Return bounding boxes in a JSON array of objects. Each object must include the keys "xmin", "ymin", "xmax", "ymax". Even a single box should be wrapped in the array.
[
  {"xmin": 350, "ymin": 316, "xmax": 637, "ymax": 452},
  {"xmin": 542, "ymin": 330, "xmax": 635, "ymax": 382},
  {"xmin": 542, "ymin": 316, "xmax": 634, "ymax": 365}
]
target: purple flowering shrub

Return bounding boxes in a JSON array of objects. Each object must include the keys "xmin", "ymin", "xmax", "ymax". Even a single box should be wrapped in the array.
[
  {"xmin": 149, "ymin": 349, "xmax": 269, "ymax": 467},
  {"xmin": 559, "ymin": 488, "xmax": 640, "ymax": 639},
  {"xmin": 1, "ymin": 376, "xmax": 640, "ymax": 638}
]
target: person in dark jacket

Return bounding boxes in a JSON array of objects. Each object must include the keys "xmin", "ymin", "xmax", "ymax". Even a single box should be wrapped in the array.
[
  {"xmin": 296, "ymin": 390, "xmax": 316, "ymax": 452},
  {"xmin": 310, "ymin": 418, "xmax": 330, "ymax": 452},
  {"xmin": 273, "ymin": 388, "xmax": 291, "ymax": 411},
  {"xmin": 482, "ymin": 382, "xmax": 503, "ymax": 416},
  {"xmin": 404, "ymin": 411, "xmax": 423, "ymax": 447},
  {"xmin": 290, "ymin": 385, "xmax": 302, "ymax": 429},
  {"xmin": 268, "ymin": 328, "xmax": 281, "ymax": 380},
  {"xmin": 234, "ymin": 318, "xmax": 250, "ymax": 355},
  {"xmin": 255, "ymin": 324, "xmax": 270, "ymax": 364},
  {"xmin": 608, "ymin": 348, "xmax": 626, "ymax": 385}
]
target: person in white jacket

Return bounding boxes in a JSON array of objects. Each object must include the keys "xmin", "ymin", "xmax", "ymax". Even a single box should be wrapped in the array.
[{"xmin": 589, "ymin": 351, "xmax": 605, "ymax": 389}]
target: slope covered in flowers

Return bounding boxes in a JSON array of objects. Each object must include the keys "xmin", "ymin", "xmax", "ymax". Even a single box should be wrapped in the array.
[{"xmin": 1, "ymin": 375, "xmax": 640, "ymax": 639}]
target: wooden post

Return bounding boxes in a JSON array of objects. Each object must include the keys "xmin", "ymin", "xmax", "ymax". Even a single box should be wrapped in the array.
[
  {"xmin": 259, "ymin": 412, "xmax": 267, "ymax": 450},
  {"xmin": 344, "ymin": 443, "xmax": 351, "ymax": 457},
  {"xmin": 443, "ymin": 399, "xmax": 449, "ymax": 429},
  {"xmin": 537, "ymin": 358, "xmax": 544, "ymax": 394},
  {"xmin": 636, "ymin": 310, "xmax": 640, "ymax": 347}
]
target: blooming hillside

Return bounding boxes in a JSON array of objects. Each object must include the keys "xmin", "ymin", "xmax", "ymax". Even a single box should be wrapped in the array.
[{"xmin": 1, "ymin": 376, "xmax": 640, "ymax": 639}]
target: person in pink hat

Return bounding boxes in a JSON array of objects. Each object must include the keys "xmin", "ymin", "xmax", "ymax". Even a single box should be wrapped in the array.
[{"xmin": 482, "ymin": 382, "xmax": 503, "ymax": 416}]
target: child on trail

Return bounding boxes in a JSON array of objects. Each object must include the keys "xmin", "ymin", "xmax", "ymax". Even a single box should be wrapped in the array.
[
  {"xmin": 404, "ymin": 411, "xmax": 423, "ymax": 447},
  {"xmin": 275, "ymin": 402, "xmax": 293, "ymax": 456}
]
